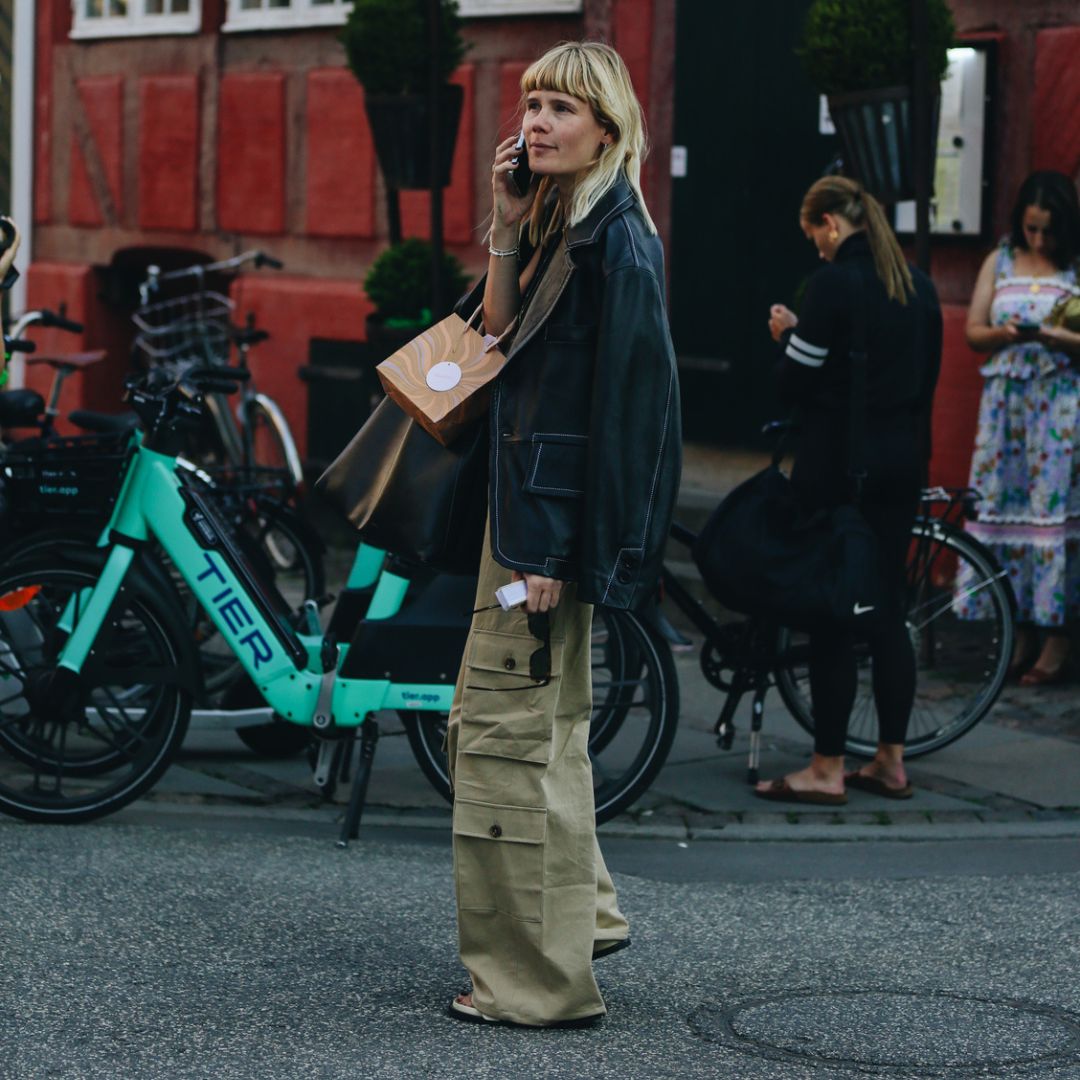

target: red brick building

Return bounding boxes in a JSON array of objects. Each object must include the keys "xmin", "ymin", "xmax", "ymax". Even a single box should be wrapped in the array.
[{"xmin": 11, "ymin": 0, "xmax": 1080, "ymax": 485}]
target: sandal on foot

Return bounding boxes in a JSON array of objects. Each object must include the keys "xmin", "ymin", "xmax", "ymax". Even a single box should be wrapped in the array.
[
  {"xmin": 592, "ymin": 937, "xmax": 631, "ymax": 961},
  {"xmin": 447, "ymin": 996, "xmax": 603, "ymax": 1029},
  {"xmin": 754, "ymin": 777, "xmax": 847, "ymax": 806},
  {"xmin": 845, "ymin": 772, "xmax": 913, "ymax": 800},
  {"xmin": 1019, "ymin": 664, "xmax": 1068, "ymax": 687}
]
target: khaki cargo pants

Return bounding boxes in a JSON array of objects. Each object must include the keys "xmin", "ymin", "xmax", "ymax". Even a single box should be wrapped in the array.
[{"xmin": 446, "ymin": 529, "xmax": 629, "ymax": 1026}]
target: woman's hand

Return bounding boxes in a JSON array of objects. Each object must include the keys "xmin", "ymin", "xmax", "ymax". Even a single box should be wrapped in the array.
[
  {"xmin": 1037, "ymin": 323, "xmax": 1080, "ymax": 356},
  {"xmin": 768, "ymin": 304, "xmax": 797, "ymax": 343},
  {"xmin": 511, "ymin": 570, "xmax": 564, "ymax": 614},
  {"xmin": 491, "ymin": 135, "xmax": 538, "ymax": 240}
]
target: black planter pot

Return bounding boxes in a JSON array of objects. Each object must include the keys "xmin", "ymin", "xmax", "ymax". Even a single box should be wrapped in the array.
[
  {"xmin": 364, "ymin": 313, "xmax": 430, "ymax": 357},
  {"xmin": 827, "ymin": 85, "xmax": 940, "ymax": 204},
  {"xmin": 364, "ymin": 84, "xmax": 465, "ymax": 191}
]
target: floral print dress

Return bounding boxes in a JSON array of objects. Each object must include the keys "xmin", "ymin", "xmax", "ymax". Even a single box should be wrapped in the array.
[{"xmin": 957, "ymin": 243, "xmax": 1080, "ymax": 626}]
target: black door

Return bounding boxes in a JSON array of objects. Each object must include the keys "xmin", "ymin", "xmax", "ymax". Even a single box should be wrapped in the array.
[{"xmin": 669, "ymin": 0, "xmax": 840, "ymax": 446}]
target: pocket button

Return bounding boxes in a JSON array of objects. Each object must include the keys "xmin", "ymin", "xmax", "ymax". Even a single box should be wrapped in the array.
[
  {"xmin": 504, "ymin": 656, "xmax": 516, "ymax": 670},
  {"xmin": 489, "ymin": 824, "xmax": 502, "ymax": 838}
]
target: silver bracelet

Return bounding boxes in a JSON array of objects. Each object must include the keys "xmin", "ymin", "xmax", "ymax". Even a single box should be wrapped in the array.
[{"xmin": 488, "ymin": 243, "xmax": 519, "ymax": 258}]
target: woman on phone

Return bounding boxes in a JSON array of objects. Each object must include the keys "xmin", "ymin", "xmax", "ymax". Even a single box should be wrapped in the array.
[
  {"xmin": 960, "ymin": 171, "xmax": 1080, "ymax": 684},
  {"xmin": 760, "ymin": 176, "xmax": 942, "ymax": 803},
  {"xmin": 444, "ymin": 41, "xmax": 680, "ymax": 1028}
]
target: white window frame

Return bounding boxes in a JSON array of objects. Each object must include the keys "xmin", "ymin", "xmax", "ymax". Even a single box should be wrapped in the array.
[
  {"xmin": 222, "ymin": 0, "xmax": 354, "ymax": 32},
  {"xmin": 70, "ymin": 0, "xmax": 202, "ymax": 39},
  {"xmin": 458, "ymin": 0, "xmax": 582, "ymax": 14}
]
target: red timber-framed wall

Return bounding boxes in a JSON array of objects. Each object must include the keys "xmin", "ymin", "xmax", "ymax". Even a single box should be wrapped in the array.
[
  {"xmin": 914, "ymin": 1, "xmax": 1080, "ymax": 489},
  {"xmin": 23, "ymin": 0, "xmax": 675, "ymax": 460}
]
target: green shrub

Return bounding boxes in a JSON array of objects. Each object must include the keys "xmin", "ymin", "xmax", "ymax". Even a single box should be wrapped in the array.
[
  {"xmin": 800, "ymin": 0, "xmax": 954, "ymax": 96},
  {"xmin": 363, "ymin": 239, "xmax": 470, "ymax": 323},
  {"xmin": 340, "ymin": 0, "xmax": 467, "ymax": 96}
]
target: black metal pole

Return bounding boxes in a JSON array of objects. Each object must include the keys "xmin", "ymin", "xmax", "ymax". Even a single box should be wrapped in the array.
[
  {"xmin": 911, "ymin": 0, "xmax": 932, "ymax": 273},
  {"xmin": 428, "ymin": 0, "xmax": 445, "ymax": 319}
]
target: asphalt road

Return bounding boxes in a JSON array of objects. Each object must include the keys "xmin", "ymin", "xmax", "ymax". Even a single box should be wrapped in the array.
[{"xmin": 3, "ymin": 809, "xmax": 1079, "ymax": 1080}]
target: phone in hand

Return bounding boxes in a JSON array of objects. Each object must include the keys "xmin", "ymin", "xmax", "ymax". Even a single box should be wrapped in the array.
[
  {"xmin": 510, "ymin": 130, "xmax": 533, "ymax": 196},
  {"xmin": 1014, "ymin": 320, "xmax": 1041, "ymax": 335}
]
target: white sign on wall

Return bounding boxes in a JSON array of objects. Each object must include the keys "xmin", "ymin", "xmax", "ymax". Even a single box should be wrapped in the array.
[{"xmin": 895, "ymin": 47, "xmax": 989, "ymax": 236}]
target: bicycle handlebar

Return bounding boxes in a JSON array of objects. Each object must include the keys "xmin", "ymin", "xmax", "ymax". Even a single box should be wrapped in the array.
[
  {"xmin": 39, "ymin": 310, "xmax": 84, "ymax": 334},
  {"xmin": 140, "ymin": 250, "xmax": 284, "ymax": 301},
  {"xmin": 4, "ymin": 336, "xmax": 35, "ymax": 354}
]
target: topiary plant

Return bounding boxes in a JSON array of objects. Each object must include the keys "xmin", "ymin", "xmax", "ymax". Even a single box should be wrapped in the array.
[
  {"xmin": 340, "ymin": 0, "xmax": 467, "ymax": 96},
  {"xmin": 364, "ymin": 239, "xmax": 470, "ymax": 326},
  {"xmin": 800, "ymin": 0, "xmax": 954, "ymax": 96}
]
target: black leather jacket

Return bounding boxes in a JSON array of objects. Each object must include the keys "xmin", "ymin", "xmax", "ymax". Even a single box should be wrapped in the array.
[{"xmin": 456, "ymin": 180, "xmax": 682, "ymax": 610}]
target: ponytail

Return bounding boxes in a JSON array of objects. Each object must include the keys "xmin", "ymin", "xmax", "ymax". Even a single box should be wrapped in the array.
[{"xmin": 801, "ymin": 177, "xmax": 915, "ymax": 304}]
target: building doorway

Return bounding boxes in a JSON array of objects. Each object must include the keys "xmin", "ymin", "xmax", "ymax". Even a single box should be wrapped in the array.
[{"xmin": 668, "ymin": 0, "xmax": 839, "ymax": 447}]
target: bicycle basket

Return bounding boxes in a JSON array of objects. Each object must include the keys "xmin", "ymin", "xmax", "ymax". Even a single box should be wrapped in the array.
[
  {"xmin": 132, "ymin": 290, "xmax": 234, "ymax": 367},
  {"xmin": 1, "ymin": 432, "xmax": 134, "ymax": 520}
]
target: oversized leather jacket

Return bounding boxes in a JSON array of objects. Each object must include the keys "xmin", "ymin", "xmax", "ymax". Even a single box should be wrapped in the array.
[{"xmin": 456, "ymin": 179, "xmax": 682, "ymax": 610}]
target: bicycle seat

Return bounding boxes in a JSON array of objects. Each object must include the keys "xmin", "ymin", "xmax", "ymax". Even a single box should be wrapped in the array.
[
  {"xmin": 231, "ymin": 325, "xmax": 269, "ymax": 349},
  {"xmin": 0, "ymin": 389, "xmax": 46, "ymax": 427},
  {"xmin": 26, "ymin": 349, "xmax": 107, "ymax": 371},
  {"xmin": 69, "ymin": 409, "xmax": 140, "ymax": 435}
]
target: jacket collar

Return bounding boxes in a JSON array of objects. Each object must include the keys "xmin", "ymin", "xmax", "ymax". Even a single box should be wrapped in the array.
[
  {"xmin": 565, "ymin": 179, "xmax": 636, "ymax": 250},
  {"xmin": 835, "ymin": 231, "xmax": 871, "ymax": 262}
]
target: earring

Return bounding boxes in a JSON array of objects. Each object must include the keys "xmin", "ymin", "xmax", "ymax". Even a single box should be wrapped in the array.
[{"xmin": 828, "ymin": 230, "xmax": 839, "ymax": 242}]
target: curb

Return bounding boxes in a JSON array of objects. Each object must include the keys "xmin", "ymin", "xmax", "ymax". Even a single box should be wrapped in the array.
[{"xmin": 124, "ymin": 796, "xmax": 1080, "ymax": 844}]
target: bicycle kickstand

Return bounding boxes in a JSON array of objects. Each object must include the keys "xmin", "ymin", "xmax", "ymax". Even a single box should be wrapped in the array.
[
  {"xmin": 747, "ymin": 676, "xmax": 769, "ymax": 787},
  {"xmin": 338, "ymin": 715, "xmax": 380, "ymax": 848}
]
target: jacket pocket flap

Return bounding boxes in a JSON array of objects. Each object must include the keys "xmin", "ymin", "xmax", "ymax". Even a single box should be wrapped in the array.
[
  {"xmin": 523, "ymin": 434, "xmax": 587, "ymax": 498},
  {"xmin": 453, "ymin": 798, "xmax": 547, "ymax": 844},
  {"xmin": 467, "ymin": 628, "xmax": 562, "ymax": 679}
]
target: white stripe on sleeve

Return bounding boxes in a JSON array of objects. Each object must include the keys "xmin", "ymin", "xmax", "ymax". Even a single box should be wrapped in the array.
[
  {"xmin": 786, "ymin": 340, "xmax": 826, "ymax": 368},
  {"xmin": 789, "ymin": 333, "xmax": 828, "ymax": 357}
]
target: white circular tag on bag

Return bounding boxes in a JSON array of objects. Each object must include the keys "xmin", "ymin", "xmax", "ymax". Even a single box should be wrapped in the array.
[{"xmin": 426, "ymin": 361, "xmax": 463, "ymax": 392}]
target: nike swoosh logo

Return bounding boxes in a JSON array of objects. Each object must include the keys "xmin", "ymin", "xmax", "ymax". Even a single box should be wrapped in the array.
[{"xmin": 853, "ymin": 603, "xmax": 876, "ymax": 615}]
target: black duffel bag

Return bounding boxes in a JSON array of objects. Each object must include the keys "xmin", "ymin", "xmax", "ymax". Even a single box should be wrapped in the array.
[{"xmin": 691, "ymin": 459, "xmax": 881, "ymax": 632}]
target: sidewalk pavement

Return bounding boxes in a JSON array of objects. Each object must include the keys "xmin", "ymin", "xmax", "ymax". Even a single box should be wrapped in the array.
[{"xmin": 158, "ymin": 442, "xmax": 1080, "ymax": 844}]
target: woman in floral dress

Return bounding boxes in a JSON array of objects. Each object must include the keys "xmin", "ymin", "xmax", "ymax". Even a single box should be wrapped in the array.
[{"xmin": 962, "ymin": 172, "xmax": 1080, "ymax": 684}]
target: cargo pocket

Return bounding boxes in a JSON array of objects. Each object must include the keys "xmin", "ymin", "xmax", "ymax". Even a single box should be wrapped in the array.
[
  {"xmin": 454, "ymin": 798, "xmax": 547, "ymax": 922},
  {"xmin": 523, "ymin": 433, "xmax": 587, "ymax": 498},
  {"xmin": 459, "ymin": 628, "xmax": 563, "ymax": 764}
]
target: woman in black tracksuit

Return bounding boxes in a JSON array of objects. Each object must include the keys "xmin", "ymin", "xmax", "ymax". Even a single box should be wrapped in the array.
[{"xmin": 758, "ymin": 176, "xmax": 943, "ymax": 804}]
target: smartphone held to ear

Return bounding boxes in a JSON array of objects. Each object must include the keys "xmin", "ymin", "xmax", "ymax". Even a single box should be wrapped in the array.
[{"xmin": 510, "ymin": 130, "xmax": 534, "ymax": 196}]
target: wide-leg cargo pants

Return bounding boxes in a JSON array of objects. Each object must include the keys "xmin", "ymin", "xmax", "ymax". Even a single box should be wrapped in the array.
[{"xmin": 446, "ymin": 529, "xmax": 630, "ymax": 1026}]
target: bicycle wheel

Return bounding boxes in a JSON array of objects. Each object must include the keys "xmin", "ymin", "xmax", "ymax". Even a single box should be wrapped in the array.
[
  {"xmin": 0, "ymin": 559, "xmax": 191, "ymax": 822},
  {"xmin": 244, "ymin": 397, "xmax": 303, "ymax": 490},
  {"xmin": 401, "ymin": 606, "xmax": 680, "ymax": 823},
  {"xmin": 774, "ymin": 519, "xmax": 1015, "ymax": 758}
]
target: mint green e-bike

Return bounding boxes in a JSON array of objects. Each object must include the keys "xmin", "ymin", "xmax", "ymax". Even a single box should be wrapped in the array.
[{"xmin": 0, "ymin": 366, "xmax": 679, "ymax": 840}]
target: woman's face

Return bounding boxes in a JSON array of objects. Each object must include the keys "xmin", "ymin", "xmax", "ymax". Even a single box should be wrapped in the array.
[
  {"xmin": 1021, "ymin": 204, "xmax": 1056, "ymax": 258},
  {"xmin": 801, "ymin": 215, "xmax": 840, "ymax": 262},
  {"xmin": 523, "ymin": 90, "xmax": 613, "ymax": 181}
]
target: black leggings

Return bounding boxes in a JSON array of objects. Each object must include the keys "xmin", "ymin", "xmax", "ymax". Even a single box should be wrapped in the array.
[{"xmin": 808, "ymin": 495, "xmax": 919, "ymax": 757}]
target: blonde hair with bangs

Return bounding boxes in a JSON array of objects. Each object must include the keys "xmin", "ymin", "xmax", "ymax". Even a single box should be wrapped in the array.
[{"xmin": 519, "ymin": 41, "xmax": 656, "ymax": 246}]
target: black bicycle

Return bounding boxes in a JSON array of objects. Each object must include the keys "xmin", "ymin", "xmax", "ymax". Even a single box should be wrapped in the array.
[{"xmin": 658, "ymin": 485, "xmax": 1016, "ymax": 784}]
